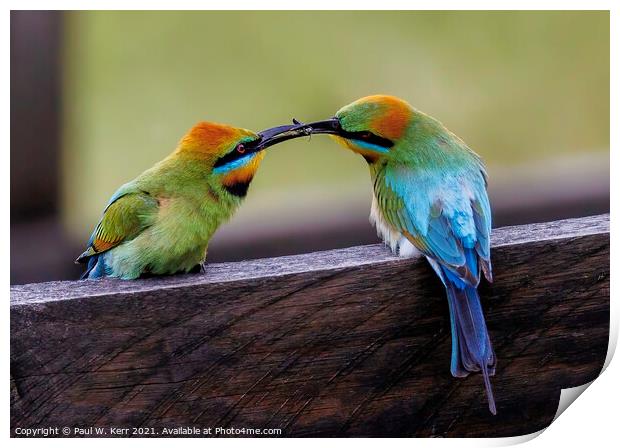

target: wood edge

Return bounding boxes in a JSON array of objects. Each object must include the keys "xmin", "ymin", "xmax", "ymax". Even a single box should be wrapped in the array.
[{"xmin": 10, "ymin": 214, "xmax": 610, "ymax": 307}]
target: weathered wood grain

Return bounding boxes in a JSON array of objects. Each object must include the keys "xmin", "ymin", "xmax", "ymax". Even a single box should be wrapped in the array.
[{"xmin": 11, "ymin": 214, "xmax": 609, "ymax": 437}]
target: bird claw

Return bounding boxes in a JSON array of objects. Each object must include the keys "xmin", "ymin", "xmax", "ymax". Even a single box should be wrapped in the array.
[{"xmin": 189, "ymin": 264, "xmax": 205, "ymax": 274}]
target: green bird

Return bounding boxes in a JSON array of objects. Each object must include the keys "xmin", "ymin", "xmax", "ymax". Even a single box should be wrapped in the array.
[
  {"xmin": 76, "ymin": 121, "xmax": 296, "ymax": 280},
  {"xmin": 289, "ymin": 95, "xmax": 497, "ymax": 414}
]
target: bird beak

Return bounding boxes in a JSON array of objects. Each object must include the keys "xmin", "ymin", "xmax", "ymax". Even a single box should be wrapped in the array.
[
  {"xmin": 254, "ymin": 124, "xmax": 312, "ymax": 150},
  {"xmin": 294, "ymin": 117, "xmax": 343, "ymax": 136},
  {"xmin": 250, "ymin": 117, "xmax": 344, "ymax": 152}
]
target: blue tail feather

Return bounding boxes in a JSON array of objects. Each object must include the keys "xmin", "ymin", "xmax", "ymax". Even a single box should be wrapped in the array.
[
  {"xmin": 442, "ymin": 266, "xmax": 497, "ymax": 415},
  {"xmin": 80, "ymin": 254, "xmax": 108, "ymax": 279}
]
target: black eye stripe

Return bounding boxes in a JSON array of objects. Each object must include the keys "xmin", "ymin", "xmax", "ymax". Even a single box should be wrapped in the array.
[
  {"xmin": 213, "ymin": 140, "xmax": 260, "ymax": 169},
  {"xmin": 341, "ymin": 130, "xmax": 394, "ymax": 148}
]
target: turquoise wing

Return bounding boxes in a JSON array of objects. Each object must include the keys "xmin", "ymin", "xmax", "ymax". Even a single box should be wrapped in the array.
[{"xmin": 378, "ymin": 163, "xmax": 492, "ymax": 285}]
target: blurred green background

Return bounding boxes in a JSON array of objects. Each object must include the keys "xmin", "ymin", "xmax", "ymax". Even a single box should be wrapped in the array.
[{"xmin": 11, "ymin": 11, "xmax": 609, "ymax": 283}]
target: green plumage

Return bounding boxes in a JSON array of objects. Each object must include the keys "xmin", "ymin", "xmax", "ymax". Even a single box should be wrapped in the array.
[
  {"xmin": 77, "ymin": 123, "xmax": 261, "ymax": 280},
  {"xmin": 301, "ymin": 95, "xmax": 497, "ymax": 413}
]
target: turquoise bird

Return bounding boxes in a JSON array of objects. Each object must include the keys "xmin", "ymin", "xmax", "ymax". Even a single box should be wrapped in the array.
[
  {"xmin": 295, "ymin": 95, "xmax": 497, "ymax": 414},
  {"xmin": 76, "ymin": 121, "xmax": 297, "ymax": 280}
]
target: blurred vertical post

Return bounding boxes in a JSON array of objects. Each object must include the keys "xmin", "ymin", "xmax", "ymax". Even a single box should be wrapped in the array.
[
  {"xmin": 11, "ymin": 11, "xmax": 80, "ymax": 283},
  {"xmin": 11, "ymin": 11, "xmax": 61, "ymax": 218}
]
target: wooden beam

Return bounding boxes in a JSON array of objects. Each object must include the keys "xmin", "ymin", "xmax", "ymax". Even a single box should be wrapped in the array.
[{"xmin": 11, "ymin": 214, "xmax": 609, "ymax": 437}]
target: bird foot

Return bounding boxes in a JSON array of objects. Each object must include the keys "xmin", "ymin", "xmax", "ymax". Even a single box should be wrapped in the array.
[{"xmin": 189, "ymin": 264, "xmax": 205, "ymax": 274}]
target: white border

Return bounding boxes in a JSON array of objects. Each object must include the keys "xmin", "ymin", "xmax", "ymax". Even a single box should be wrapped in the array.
[{"xmin": 4, "ymin": 3, "xmax": 616, "ymax": 447}]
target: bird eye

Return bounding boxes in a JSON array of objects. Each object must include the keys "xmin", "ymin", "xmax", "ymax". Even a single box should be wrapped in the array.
[{"xmin": 236, "ymin": 144, "xmax": 245, "ymax": 154}]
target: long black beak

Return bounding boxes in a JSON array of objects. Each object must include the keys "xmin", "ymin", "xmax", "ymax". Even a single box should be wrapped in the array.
[
  {"xmin": 249, "ymin": 117, "xmax": 344, "ymax": 152},
  {"xmin": 295, "ymin": 118, "xmax": 343, "ymax": 136},
  {"xmin": 253, "ymin": 124, "xmax": 312, "ymax": 150}
]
